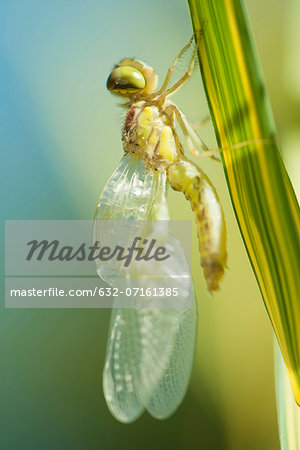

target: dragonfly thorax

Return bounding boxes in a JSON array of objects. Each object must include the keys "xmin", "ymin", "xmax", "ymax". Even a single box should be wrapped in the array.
[{"xmin": 122, "ymin": 102, "xmax": 180, "ymax": 171}]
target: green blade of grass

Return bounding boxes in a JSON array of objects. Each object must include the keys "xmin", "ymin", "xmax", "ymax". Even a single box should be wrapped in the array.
[
  {"xmin": 187, "ymin": 0, "xmax": 300, "ymax": 403},
  {"xmin": 276, "ymin": 342, "xmax": 300, "ymax": 449}
]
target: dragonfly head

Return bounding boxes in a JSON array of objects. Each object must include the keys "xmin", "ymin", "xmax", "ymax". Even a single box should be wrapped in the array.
[{"xmin": 106, "ymin": 58, "xmax": 158, "ymax": 96}]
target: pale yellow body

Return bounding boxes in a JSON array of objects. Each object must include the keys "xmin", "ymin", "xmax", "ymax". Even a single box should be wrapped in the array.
[
  {"xmin": 167, "ymin": 161, "xmax": 227, "ymax": 291},
  {"xmin": 121, "ymin": 99, "xmax": 227, "ymax": 291},
  {"xmin": 99, "ymin": 37, "xmax": 227, "ymax": 426},
  {"xmin": 106, "ymin": 45, "xmax": 227, "ymax": 291},
  {"xmin": 123, "ymin": 102, "xmax": 179, "ymax": 171}
]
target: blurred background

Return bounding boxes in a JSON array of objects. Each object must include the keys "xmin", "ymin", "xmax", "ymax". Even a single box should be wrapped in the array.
[{"xmin": 1, "ymin": 0, "xmax": 299, "ymax": 448}]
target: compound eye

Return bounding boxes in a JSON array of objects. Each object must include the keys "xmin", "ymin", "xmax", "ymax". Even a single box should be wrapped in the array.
[{"xmin": 106, "ymin": 66, "xmax": 146, "ymax": 93}]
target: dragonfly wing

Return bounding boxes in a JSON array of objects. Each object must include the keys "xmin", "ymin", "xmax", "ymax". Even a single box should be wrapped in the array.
[
  {"xmin": 118, "ymin": 233, "xmax": 197, "ymax": 419},
  {"xmin": 104, "ymin": 305, "xmax": 197, "ymax": 423},
  {"xmin": 94, "ymin": 153, "xmax": 167, "ymax": 222},
  {"xmin": 98, "ymin": 154, "xmax": 170, "ymax": 422},
  {"xmin": 146, "ymin": 303, "xmax": 197, "ymax": 419},
  {"xmin": 103, "ymin": 308, "xmax": 145, "ymax": 423},
  {"xmin": 97, "ymin": 154, "xmax": 197, "ymax": 422},
  {"xmin": 93, "ymin": 154, "xmax": 167, "ymax": 284},
  {"xmin": 103, "ymin": 307, "xmax": 189, "ymax": 423}
]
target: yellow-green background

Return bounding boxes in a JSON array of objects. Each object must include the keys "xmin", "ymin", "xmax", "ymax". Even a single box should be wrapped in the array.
[{"xmin": 1, "ymin": 0, "xmax": 299, "ymax": 448}]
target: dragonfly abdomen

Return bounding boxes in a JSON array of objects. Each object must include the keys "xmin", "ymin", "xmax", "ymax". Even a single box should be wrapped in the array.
[{"xmin": 167, "ymin": 160, "xmax": 227, "ymax": 292}]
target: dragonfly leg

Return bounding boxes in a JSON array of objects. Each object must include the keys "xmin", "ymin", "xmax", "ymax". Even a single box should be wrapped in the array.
[
  {"xmin": 155, "ymin": 33, "xmax": 202, "ymax": 103},
  {"xmin": 196, "ymin": 137, "xmax": 276, "ymax": 159},
  {"xmin": 219, "ymin": 137, "xmax": 276, "ymax": 153},
  {"xmin": 168, "ymin": 102, "xmax": 275, "ymax": 161},
  {"xmin": 152, "ymin": 36, "xmax": 194, "ymax": 98},
  {"xmin": 191, "ymin": 117, "xmax": 211, "ymax": 130},
  {"xmin": 166, "ymin": 103, "xmax": 221, "ymax": 161}
]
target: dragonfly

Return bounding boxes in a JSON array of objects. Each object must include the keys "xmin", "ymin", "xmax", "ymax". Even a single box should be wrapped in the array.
[{"xmin": 94, "ymin": 36, "xmax": 227, "ymax": 423}]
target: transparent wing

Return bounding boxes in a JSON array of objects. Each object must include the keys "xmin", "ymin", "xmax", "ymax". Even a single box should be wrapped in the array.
[
  {"xmin": 103, "ymin": 304, "xmax": 196, "ymax": 423},
  {"xmin": 146, "ymin": 304, "xmax": 197, "ymax": 419},
  {"xmin": 93, "ymin": 154, "xmax": 167, "ymax": 284},
  {"xmin": 97, "ymin": 153, "xmax": 197, "ymax": 423},
  {"xmin": 103, "ymin": 272, "xmax": 197, "ymax": 423},
  {"xmin": 103, "ymin": 308, "xmax": 144, "ymax": 423},
  {"xmin": 94, "ymin": 153, "xmax": 167, "ymax": 222},
  {"xmin": 124, "ymin": 234, "xmax": 197, "ymax": 419}
]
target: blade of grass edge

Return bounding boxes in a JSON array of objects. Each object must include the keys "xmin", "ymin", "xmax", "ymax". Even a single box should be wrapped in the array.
[
  {"xmin": 276, "ymin": 342, "xmax": 300, "ymax": 449},
  {"xmin": 187, "ymin": 0, "xmax": 300, "ymax": 403}
]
